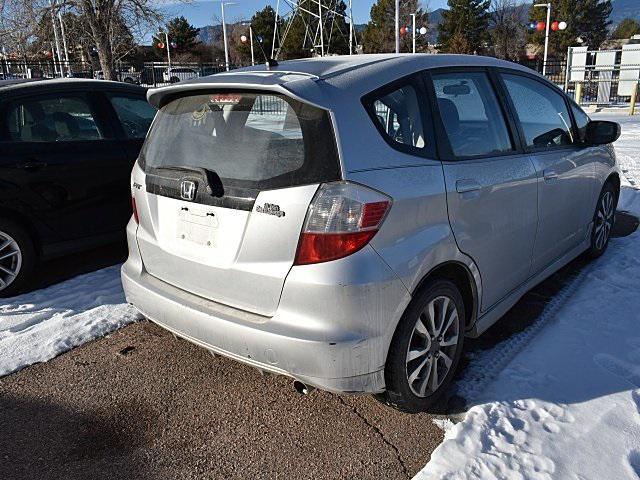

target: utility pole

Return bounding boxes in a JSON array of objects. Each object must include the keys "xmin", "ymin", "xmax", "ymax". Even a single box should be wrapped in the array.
[
  {"xmin": 395, "ymin": 0, "xmax": 399, "ymax": 53},
  {"xmin": 534, "ymin": 3, "xmax": 551, "ymax": 76}
]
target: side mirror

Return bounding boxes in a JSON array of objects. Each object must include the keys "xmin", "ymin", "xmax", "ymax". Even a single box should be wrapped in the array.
[{"xmin": 585, "ymin": 120, "xmax": 621, "ymax": 145}]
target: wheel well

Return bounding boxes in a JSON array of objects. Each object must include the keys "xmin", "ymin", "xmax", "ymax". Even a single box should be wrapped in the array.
[
  {"xmin": 414, "ymin": 262, "xmax": 478, "ymax": 329},
  {"xmin": 0, "ymin": 209, "xmax": 42, "ymax": 256},
  {"xmin": 605, "ymin": 173, "xmax": 621, "ymax": 203}
]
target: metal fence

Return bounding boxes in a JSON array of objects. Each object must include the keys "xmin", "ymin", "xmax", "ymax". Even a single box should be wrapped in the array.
[
  {"xmin": 0, "ymin": 59, "xmax": 233, "ymax": 87},
  {"xmin": 3, "ymin": 53, "xmax": 639, "ymax": 107}
]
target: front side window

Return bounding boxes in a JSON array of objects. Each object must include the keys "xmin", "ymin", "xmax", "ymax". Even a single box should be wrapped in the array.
[
  {"xmin": 570, "ymin": 101, "xmax": 590, "ymax": 144},
  {"xmin": 141, "ymin": 92, "xmax": 340, "ymax": 189},
  {"xmin": 431, "ymin": 72, "xmax": 513, "ymax": 158},
  {"xmin": 369, "ymin": 84, "xmax": 425, "ymax": 149},
  {"xmin": 109, "ymin": 94, "xmax": 156, "ymax": 139},
  {"xmin": 502, "ymin": 74, "xmax": 573, "ymax": 149},
  {"xmin": 6, "ymin": 95, "xmax": 103, "ymax": 142}
]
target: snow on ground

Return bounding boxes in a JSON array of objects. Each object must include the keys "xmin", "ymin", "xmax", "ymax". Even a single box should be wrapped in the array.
[
  {"xmin": 415, "ymin": 115, "xmax": 640, "ymax": 480},
  {"xmin": 0, "ymin": 265, "xmax": 137, "ymax": 376}
]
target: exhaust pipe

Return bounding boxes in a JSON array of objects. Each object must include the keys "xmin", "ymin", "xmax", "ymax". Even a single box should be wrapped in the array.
[{"xmin": 293, "ymin": 380, "xmax": 315, "ymax": 395}]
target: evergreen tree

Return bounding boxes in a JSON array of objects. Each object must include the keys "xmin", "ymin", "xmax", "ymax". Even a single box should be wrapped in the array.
[
  {"xmin": 610, "ymin": 18, "xmax": 640, "ymax": 40},
  {"xmin": 438, "ymin": 0, "xmax": 491, "ymax": 54},
  {"xmin": 153, "ymin": 16, "xmax": 200, "ymax": 56},
  {"xmin": 235, "ymin": 6, "xmax": 278, "ymax": 63},
  {"xmin": 528, "ymin": 0, "xmax": 611, "ymax": 56},
  {"xmin": 361, "ymin": 0, "xmax": 429, "ymax": 54}
]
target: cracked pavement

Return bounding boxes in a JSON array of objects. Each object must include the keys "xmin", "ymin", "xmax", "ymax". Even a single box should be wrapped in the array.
[{"xmin": 0, "ymin": 320, "xmax": 442, "ymax": 480}]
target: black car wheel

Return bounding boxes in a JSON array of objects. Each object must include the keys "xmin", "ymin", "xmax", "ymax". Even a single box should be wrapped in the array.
[
  {"xmin": 377, "ymin": 279, "xmax": 465, "ymax": 413},
  {"xmin": 0, "ymin": 219, "xmax": 35, "ymax": 298},
  {"xmin": 588, "ymin": 181, "xmax": 617, "ymax": 259}
]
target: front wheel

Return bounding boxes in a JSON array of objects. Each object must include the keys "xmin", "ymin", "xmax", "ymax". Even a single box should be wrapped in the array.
[
  {"xmin": 587, "ymin": 182, "xmax": 617, "ymax": 259},
  {"xmin": 377, "ymin": 279, "xmax": 465, "ymax": 413}
]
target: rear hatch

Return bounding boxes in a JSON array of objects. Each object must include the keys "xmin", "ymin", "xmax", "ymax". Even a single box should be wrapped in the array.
[{"xmin": 135, "ymin": 90, "xmax": 341, "ymax": 316}]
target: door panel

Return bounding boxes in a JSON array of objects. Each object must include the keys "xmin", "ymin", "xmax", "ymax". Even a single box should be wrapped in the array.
[
  {"xmin": 443, "ymin": 157, "xmax": 538, "ymax": 310},
  {"xmin": 529, "ymin": 149, "xmax": 593, "ymax": 271},
  {"xmin": 430, "ymin": 70, "xmax": 538, "ymax": 311},
  {"xmin": 501, "ymin": 73, "xmax": 593, "ymax": 272},
  {"xmin": 0, "ymin": 92, "xmax": 132, "ymax": 241}
]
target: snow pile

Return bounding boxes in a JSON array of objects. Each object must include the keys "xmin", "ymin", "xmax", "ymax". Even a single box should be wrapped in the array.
[
  {"xmin": 0, "ymin": 265, "xmax": 137, "ymax": 376},
  {"xmin": 415, "ymin": 115, "xmax": 640, "ymax": 480}
]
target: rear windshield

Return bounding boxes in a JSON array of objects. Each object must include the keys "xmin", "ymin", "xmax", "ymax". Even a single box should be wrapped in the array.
[{"xmin": 140, "ymin": 92, "xmax": 341, "ymax": 189}]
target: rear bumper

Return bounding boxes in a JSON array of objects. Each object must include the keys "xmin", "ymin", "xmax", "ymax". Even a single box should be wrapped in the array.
[{"xmin": 121, "ymin": 233, "xmax": 411, "ymax": 393}]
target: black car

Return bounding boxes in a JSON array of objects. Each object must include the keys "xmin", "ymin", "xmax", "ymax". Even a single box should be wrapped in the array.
[{"xmin": 0, "ymin": 78, "xmax": 156, "ymax": 296}]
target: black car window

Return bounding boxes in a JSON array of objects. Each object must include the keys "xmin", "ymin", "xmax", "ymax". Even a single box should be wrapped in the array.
[
  {"xmin": 570, "ymin": 101, "xmax": 590, "ymax": 144},
  {"xmin": 6, "ymin": 95, "xmax": 103, "ymax": 142},
  {"xmin": 431, "ymin": 71, "xmax": 513, "ymax": 158},
  {"xmin": 109, "ymin": 93, "xmax": 156, "ymax": 139},
  {"xmin": 502, "ymin": 74, "xmax": 574, "ymax": 149},
  {"xmin": 369, "ymin": 84, "xmax": 425, "ymax": 149}
]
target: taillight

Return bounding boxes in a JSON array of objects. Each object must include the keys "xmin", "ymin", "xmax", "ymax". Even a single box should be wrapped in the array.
[
  {"xmin": 294, "ymin": 182, "xmax": 391, "ymax": 265},
  {"xmin": 131, "ymin": 195, "xmax": 139, "ymax": 224}
]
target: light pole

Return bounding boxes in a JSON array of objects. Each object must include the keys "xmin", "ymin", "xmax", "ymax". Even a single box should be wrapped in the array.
[
  {"xmin": 410, "ymin": 13, "xmax": 416, "ymax": 54},
  {"xmin": 241, "ymin": 23, "xmax": 255, "ymax": 66},
  {"xmin": 534, "ymin": 3, "xmax": 551, "ymax": 76},
  {"xmin": 219, "ymin": 1, "xmax": 235, "ymax": 71},
  {"xmin": 159, "ymin": 31, "xmax": 172, "ymax": 69},
  {"xmin": 395, "ymin": 0, "xmax": 399, "ymax": 53}
]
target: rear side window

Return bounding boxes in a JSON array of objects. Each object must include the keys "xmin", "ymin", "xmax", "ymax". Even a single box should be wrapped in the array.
[
  {"xmin": 141, "ymin": 92, "xmax": 340, "ymax": 189},
  {"xmin": 109, "ymin": 94, "xmax": 156, "ymax": 139},
  {"xmin": 502, "ymin": 74, "xmax": 574, "ymax": 149},
  {"xmin": 369, "ymin": 84, "xmax": 425, "ymax": 149},
  {"xmin": 431, "ymin": 72, "xmax": 513, "ymax": 158},
  {"xmin": 6, "ymin": 95, "xmax": 103, "ymax": 142}
]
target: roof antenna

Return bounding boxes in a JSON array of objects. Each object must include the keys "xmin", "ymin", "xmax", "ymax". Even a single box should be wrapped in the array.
[{"xmin": 254, "ymin": 34, "xmax": 279, "ymax": 69}]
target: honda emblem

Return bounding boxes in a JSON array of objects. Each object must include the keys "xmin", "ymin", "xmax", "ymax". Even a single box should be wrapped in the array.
[{"xmin": 180, "ymin": 180, "xmax": 197, "ymax": 201}]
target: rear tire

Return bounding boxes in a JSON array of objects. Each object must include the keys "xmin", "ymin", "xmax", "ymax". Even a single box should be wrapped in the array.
[
  {"xmin": 0, "ymin": 219, "xmax": 35, "ymax": 298},
  {"xmin": 376, "ymin": 279, "xmax": 465, "ymax": 413},
  {"xmin": 587, "ymin": 181, "xmax": 617, "ymax": 259}
]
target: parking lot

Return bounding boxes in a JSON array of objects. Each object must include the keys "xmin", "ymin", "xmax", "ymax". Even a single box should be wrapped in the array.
[{"xmin": 3, "ymin": 207, "xmax": 637, "ymax": 480}]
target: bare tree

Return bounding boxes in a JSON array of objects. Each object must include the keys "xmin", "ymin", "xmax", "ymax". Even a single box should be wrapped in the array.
[
  {"xmin": 72, "ymin": 0, "xmax": 162, "ymax": 79},
  {"xmin": 2, "ymin": 0, "xmax": 169, "ymax": 79},
  {"xmin": 489, "ymin": 0, "xmax": 525, "ymax": 61}
]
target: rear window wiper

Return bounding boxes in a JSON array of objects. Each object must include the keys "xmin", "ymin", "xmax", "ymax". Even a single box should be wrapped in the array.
[{"xmin": 152, "ymin": 165, "xmax": 224, "ymax": 198}]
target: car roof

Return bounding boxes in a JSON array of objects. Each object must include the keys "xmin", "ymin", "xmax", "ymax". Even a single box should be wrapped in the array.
[
  {"xmin": 147, "ymin": 54, "xmax": 540, "ymax": 109},
  {"xmin": 0, "ymin": 78, "xmax": 146, "ymax": 94}
]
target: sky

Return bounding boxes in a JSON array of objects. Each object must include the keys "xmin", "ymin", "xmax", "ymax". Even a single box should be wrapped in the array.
[{"xmin": 159, "ymin": 0, "xmax": 450, "ymax": 28}]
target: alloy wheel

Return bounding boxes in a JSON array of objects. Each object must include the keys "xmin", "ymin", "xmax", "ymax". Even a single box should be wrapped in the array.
[
  {"xmin": 595, "ymin": 191, "xmax": 615, "ymax": 250},
  {"xmin": 405, "ymin": 295, "xmax": 460, "ymax": 397},
  {"xmin": 0, "ymin": 230, "xmax": 22, "ymax": 292}
]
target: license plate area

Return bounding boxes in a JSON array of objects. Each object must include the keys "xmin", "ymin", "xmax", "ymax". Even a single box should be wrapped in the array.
[{"xmin": 177, "ymin": 206, "xmax": 218, "ymax": 247}]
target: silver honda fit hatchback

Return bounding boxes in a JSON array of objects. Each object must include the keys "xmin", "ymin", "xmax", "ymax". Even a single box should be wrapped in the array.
[{"xmin": 122, "ymin": 54, "xmax": 621, "ymax": 412}]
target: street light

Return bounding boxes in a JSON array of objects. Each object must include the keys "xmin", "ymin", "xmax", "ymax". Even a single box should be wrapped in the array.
[
  {"xmin": 217, "ymin": 1, "xmax": 236, "ymax": 71},
  {"xmin": 533, "ymin": 3, "xmax": 551, "ymax": 76},
  {"xmin": 158, "ymin": 30, "xmax": 171, "ymax": 69},
  {"xmin": 241, "ymin": 23, "xmax": 255, "ymax": 66}
]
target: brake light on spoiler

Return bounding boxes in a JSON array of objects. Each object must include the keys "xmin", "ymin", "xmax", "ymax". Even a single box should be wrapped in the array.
[{"xmin": 294, "ymin": 182, "xmax": 392, "ymax": 265}]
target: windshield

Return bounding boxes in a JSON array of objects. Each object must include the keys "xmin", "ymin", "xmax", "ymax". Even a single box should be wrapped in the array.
[{"xmin": 141, "ymin": 91, "xmax": 341, "ymax": 190}]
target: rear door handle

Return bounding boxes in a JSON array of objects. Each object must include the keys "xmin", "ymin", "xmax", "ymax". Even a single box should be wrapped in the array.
[
  {"xmin": 543, "ymin": 169, "xmax": 558, "ymax": 181},
  {"xmin": 456, "ymin": 179, "xmax": 481, "ymax": 194},
  {"xmin": 17, "ymin": 159, "xmax": 48, "ymax": 171}
]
